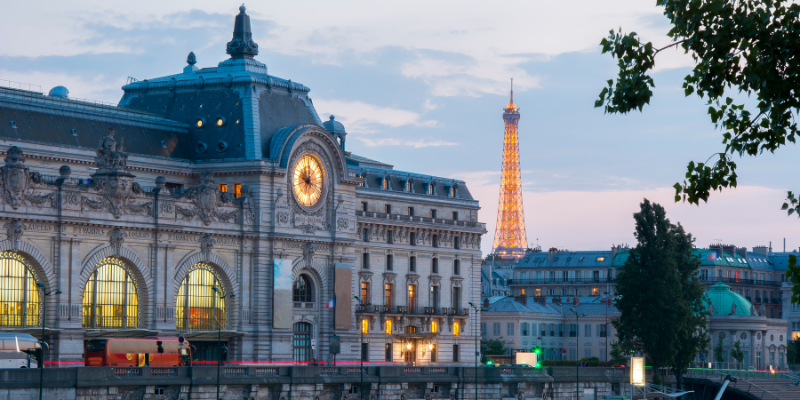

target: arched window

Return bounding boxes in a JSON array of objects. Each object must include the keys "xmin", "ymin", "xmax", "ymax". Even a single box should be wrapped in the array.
[
  {"xmin": 0, "ymin": 251, "xmax": 41, "ymax": 327},
  {"xmin": 293, "ymin": 322, "xmax": 312, "ymax": 362},
  {"xmin": 82, "ymin": 257, "xmax": 139, "ymax": 329},
  {"xmin": 177, "ymin": 263, "xmax": 226, "ymax": 331},
  {"xmin": 293, "ymin": 274, "xmax": 314, "ymax": 303}
]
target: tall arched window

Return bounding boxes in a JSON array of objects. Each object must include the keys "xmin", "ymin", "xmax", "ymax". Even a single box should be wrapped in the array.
[
  {"xmin": 293, "ymin": 274, "xmax": 314, "ymax": 303},
  {"xmin": 177, "ymin": 263, "xmax": 226, "ymax": 331},
  {"xmin": 0, "ymin": 251, "xmax": 42, "ymax": 327},
  {"xmin": 82, "ymin": 257, "xmax": 139, "ymax": 329}
]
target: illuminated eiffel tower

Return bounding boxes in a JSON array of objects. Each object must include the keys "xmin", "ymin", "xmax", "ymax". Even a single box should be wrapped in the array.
[{"xmin": 492, "ymin": 79, "xmax": 527, "ymax": 259}]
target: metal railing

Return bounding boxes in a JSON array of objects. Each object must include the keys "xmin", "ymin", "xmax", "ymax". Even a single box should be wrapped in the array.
[
  {"xmin": 358, "ymin": 304, "xmax": 468, "ymax": 316},
  {"xmin": 509, "ymin": 278, "xmax": 616, "ymax": 285},
  {"xmin": 355, "ymin": 210, "xmax": 485, "ymax": 229}
]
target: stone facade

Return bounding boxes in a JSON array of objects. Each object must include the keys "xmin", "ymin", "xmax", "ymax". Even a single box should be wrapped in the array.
[{"xmin": 0, "ymin": 6, "xmax": 485, "ymax": 366}]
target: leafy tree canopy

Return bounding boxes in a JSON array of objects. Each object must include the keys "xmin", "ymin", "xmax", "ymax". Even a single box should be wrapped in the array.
[
  {"xmin": 595, "ymin": 0, "xmax": 800, "ymax": 207},
  {"xmin": 481, "ymin": 338, "xmax": 509, "ymax": 355}
]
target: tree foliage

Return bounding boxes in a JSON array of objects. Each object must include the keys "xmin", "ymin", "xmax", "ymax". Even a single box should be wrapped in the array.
[
  {"xmin": 481, "ymin": 338, "xmax": 508, "ymax": 356},
  {"xmin": 714, "ymin": 333, "xmax": 727, "ymax": 363},
  {"xmin": 613, "ymin": 199, "xmax": 709, "ymax": 387},
  {"xmin": 595, "ymin": 0, "xmax": 800, "ymax": 207},
  {"xmin": 732, "ymin": 340, "xmax": 745, "ymax": 366}
]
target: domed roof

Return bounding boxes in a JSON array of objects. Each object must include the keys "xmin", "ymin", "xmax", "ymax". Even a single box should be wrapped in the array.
[
  {"xmin": 706, "ymin": 281, "xmax": 753, "ymax": 316},
  {"xmin": 323, "ymin": 115, "xmax": 346, "ymax": 134},
  {"xmin": 48, "ymin": 86, "xmax": 69, "ymax": 98}
]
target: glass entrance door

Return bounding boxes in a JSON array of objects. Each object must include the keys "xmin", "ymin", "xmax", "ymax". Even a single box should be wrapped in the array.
[
  {"xmin": 404, "ymin": 340, "xmax": 416, "ymax": 365},
  {"xmin": 293, "ymin": 322, "xmax": 312, "ymax": 363}
]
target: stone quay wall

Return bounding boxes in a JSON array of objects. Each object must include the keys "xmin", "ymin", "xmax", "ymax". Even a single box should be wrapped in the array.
[{"xmin": 0, "ymin": 366, "xmax": 630, "ymax": 400}]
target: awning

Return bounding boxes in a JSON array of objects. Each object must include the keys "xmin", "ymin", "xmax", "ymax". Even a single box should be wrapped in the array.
[
  {"xmin": 0, "ymin": 327, "xmax": 61, "ymax": 337},
  {"xmin": 84, "ymin": 329, "xmax": 158, "ymax": 338},
  {"xmin": 180, "ymin": 330, "xmax": 244, "ymax": 340}
]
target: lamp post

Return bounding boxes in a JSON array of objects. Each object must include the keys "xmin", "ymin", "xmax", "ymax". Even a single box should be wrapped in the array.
[
  {"xmin": 569, "ymin": 308, "xmax": 586, "ymax": 400},
  {"xmin": 212, "ymin": 286, "xmax": 234, "ymax": 400},
  {"xmin": 469, "ymin": 302, "xmax": 480, "ymax": 400},
  {"xmin": 35, "ymin": 282, "xmax": 61, "ymax": 400},
  {"xmin": 354, "ymin": 296, "xmax": 371, "ymax": 400}
]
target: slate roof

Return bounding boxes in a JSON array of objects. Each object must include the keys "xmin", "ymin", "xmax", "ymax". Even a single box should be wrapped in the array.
[
  {"xmin": 514, "ymin": 250, "xmax": 621, "ymax": 269},
  {"xmin": 350, "ymin": 162, "xmax": 475, "ymax": 201},
  {"xmin": 0, "ymin": 87, "xmax": 192, "ymax": 160},
  {"xmin": 485, "ymin": 296, "xmax": 618, "ymax": 315}
]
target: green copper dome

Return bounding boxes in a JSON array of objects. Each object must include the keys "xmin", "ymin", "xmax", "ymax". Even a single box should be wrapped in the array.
[{"xmin": 706, "ymin": 281, "xmax": 753, "ymax": 316}]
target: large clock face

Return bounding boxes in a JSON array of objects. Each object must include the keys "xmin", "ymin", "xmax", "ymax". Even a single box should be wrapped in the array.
[{"xmin": 292, "ymin": 154, "xmax": 324, "ymax": 208}]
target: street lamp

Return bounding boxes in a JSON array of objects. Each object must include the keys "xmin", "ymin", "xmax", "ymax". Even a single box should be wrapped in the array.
[
  {"xmin": 35, "ymin": 282, "xmax": 61, "ymax": 400},
  {"xmin": 212, "ymin": 286, "xmax": 234, "ymax": 400},
  {"xmin": 569, "ymin": 308, "xmax": 586, "ymax": 400},
  {"xmin": 354, "ymin": 296, "xmax": 371, "ymax": 400},
  {"xmin": 469, "ymin": 302, "xmax": 480, "ymax": 400}
]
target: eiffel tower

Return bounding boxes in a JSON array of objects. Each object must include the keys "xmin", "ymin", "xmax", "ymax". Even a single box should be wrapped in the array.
[{"xmin": 492, "ymin": 79, "xmax": 528, "ymax": 259}]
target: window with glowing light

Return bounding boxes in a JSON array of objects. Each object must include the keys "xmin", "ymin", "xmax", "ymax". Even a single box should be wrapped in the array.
[
  {"xmin": 218, "ymin": 184, "xmax": 228, "ymax": 193},
  {"xmin": 362, "ymin": 318, "xmax": 369, "ymax": 334},
  {"xmin": 431, "ymin": 320, "xmax": 438, "ymax": 333},
  {"xmin": 406, "ymin": 181, "xmax": 411, "ymax": 192},
  {"xmin": 82, "ymin": 257, "xmax": 139, "ymax": 329},
  {"xmin": 0, "ymin": 252, "xmax": 42, "ymax": 328},
  {"xmin": 176, "ymin": 263, "xmax": 227, "ymax": 331},
  {"xmin": 385, "ymin": 319, "xmax": 392, "ymax": 334},
  {"xmin": 453, "ymin": 321, "xmax": 460, "ymax": 336}
]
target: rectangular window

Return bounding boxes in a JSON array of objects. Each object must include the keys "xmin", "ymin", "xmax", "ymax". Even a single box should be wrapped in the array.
[
  {"xmin": 361, "ymin": 282, "xmax": 370, "ymax": 303},
  {"xmin": 362, "ymin": 318, "xmax": 369, "ymax": 334},
  {"xmin": 382, "ymin": 178, "xmax": 388, "ymax": 190},
  {"xmin": 385, "ymin": 319, "xmax": 392, "ymax": 334},
  {"xmin": 453, "ymin": 260, "xmax": 460, "ymax": 276},
  {"xmin": 507, "ymin": 322, "xmax": 514, "ymax": 335},
  {"xmin": 522, "ymin": 323, "xmax": 529, "ymax": 336},
  {"xmin": 520, "ymin": 288, "xmax": 526, "ymax": 296},
  {"xmin": 408, "ymin": 285, "xmax": 416, "ymax": 309},
  {"xmin": 386, "ymin": 254, "xmax": 393, "ymax": 270},
  {"xmin": 550, "ymin": 323, "xmax": 555, "ymax": 337},
  {"xmin": 535, "ymin": 288, "xmax": 541, "ymax": 296},
  {"xmin": 453, "ymin": 344, "xmax": 460, "ymax": 362},
  {"xmin": 385, "ymin": 204, "xmax": 392, "ymax": 214},
  {"xmin": 569, "ymin": 324, "xmax": 577, "ymax": 337},
  {"xmin": 540, "ymin": 324, "xmax": 546, "ymax": 337},
  {"xmin": 385, "ymin": 343, "xmax": 392, "ymax": 362},
  {"xmin": 558, "ymin": 324, "xmax": 564, "ymax": 337},
  {"xmin": 361, "ymin": 343, "xmax": 369, "ymax": 361},
  {"xmin": 585, "ymin": 348, "xmax": 592, "ymax": 359},
  {"xmin": 431, "ymin": 209, "xmax": 437, "ymax": 219},
  {"xmin": 598, "ymin": 324, "xmax": 607, "ymax": 338},
  {"xmin": 406, "ymin": 181, "xmax": 412, "ymax": 192},
  {"xmin": 454, "ymin": 237, "xmax": 460, "ymax": 249},
  {"xmin": 427, "ymin": 184, "xmax": 433, "ymax": 195},
  {"xmin": 452, "ymin": 211, "xmax": 458, "ymax": 220},
  {"xmin": 585, "ymin": 324, "xmax": 592, "ymax": 338},
  {"xmin": 450, "ymin": 187, "xmax": 455, "ymax": 197},
  {"xmin": 430, "ymin": 285, "xmax": 440, "ymax": 309},
  {"xmin": 431, "ymin": 320, "xmax": 439, "ymax": 333},
  {"xmin": 363, "ymin": 253, "xmax": 370, "ymax": 269},
  {"xmin": 361, "ymin": 202, "xmax": 368, "ymax": 212},
  {"xmin": 481, "ymin": 322, "xmax": 487, "ymax": 335},
  {"xmin": 408, "ymin": 207, "xmax": 414, "ymax": 216},
  {"xmin": 233, "ymin": 183, "xmax": 242, "ymax": 199},
  {"xmin": 218, "ymin": 183, "xmax": 228, "ymax": 192},
  {"xmin": 387, "ymin": 230, "xmax": 393, "ymax": 244},
  {"xmin": 452, "ymin": 287, "xmax": 461, "ymax": 310},
  {"xmin": 493, "ymin": 322, "xmax": 501, "ymax": 335},
  {"xmin": 362, "ymin": 229, "xmax": 369, "ymax": 242},
  {"xmin": 454, "ymin": 321, "xmax": 460, "ymax": 336},
  {"xmin": 410, "ymin": 232, "xmax": 416, "ymax": 246},
  {"xmin": 384, "ymin": 283, "xmax": 393, "ymax": 307},
  {"xmin": 432, "ymin": 258, "xmax": 439, "ymax": 274},
  {"xmin": 432, "ymin": 235, "xmax": 439, "ymax": 248},
  {"xmin": 430, "ymin": 344, "xmax": 437, "ymax": 362},
  {"xmin": 410, "ymin": 257, "xmax": 417, "ymax": 272}
]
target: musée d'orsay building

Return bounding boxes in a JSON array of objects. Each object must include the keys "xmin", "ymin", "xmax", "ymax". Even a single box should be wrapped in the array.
[{"xmin": 0, "ymin": 6, "xmax": 486, "ymax": 365}]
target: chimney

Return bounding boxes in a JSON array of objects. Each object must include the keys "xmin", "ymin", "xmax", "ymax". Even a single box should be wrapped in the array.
[
  {"xmin": 534, "ymin": 296, "xmax": 546, "ymax": 306},
  {"xmin": 610, "ymin": 245, "xmax": 620, "ymax": 261},
  {"xmin": 607, "ymin": 296, "xmax": 613, "ymax": 306},
  {"xmin": 552, "ymin": 297, "xmax": 562, "ymax": 305},
  {"xmin": 736, "ymin": 247, "xmax": 747, "ymax": 257},
  {"xmin": 753, "ymin": 246, "xmax": 768, "ymax": 256},
  {"xmin": 548, "ymin": 247, "xmax": 558, "ymax": 260},
  {"xmin": 483, "ymin": 298, "xmax": 490, "ymax": 309},
  {"xmin": 572, "ymin": 296, "xmax": 579, "ymax": 306},
  {"xmin": 514, "ymin": 296, "xmax": 528, "ymax": 306}
]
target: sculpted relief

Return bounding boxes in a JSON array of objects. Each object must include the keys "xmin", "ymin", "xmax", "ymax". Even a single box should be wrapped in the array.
[{"xmin": 0, "ymin": 147, "xmax": 55, "ymax": 210}]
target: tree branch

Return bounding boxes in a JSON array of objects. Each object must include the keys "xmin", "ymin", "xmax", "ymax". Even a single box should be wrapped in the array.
[{"xmin": 654, "ymin": 39, "xmax": 690, "ymax": 55}]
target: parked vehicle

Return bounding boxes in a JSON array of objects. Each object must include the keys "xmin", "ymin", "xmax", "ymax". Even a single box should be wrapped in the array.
[
  {"xmin": 0, "ymin": 332, "xmax": 41, "ymax": 368},
  {"xmin": 84, "ymin": 336, "xmax": 192, "ymax": 367}
]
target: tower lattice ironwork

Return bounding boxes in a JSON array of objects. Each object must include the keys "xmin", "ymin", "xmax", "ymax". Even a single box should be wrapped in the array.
[{"xmin": 492, "ymin": 79, "xmax": 527, "ymax": 259}]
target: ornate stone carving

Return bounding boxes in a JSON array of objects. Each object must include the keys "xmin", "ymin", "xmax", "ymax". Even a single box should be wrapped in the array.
[
  {"xmin": 109, "ymin": 228, "xmax": 124, "ymax": 257},
  {"xmin": 82, "ymin": 128, "xmax": 151, "ymax": 218},
  {"xmin": 0, "ymin": 147, "xmax": 53, "ymax": 210},
  {"xmin": 200, "ymin": 235, "xmax": 214, "ymax": 262},
  {"xmin": 4, "ymin": 220, "xmax": 23, "ymax": 251},
  {"xmin": 337, "ymin": 217, "xmax": 348, "ymax": 230},
  {"xmin": 303, "ymin": 242, "xmax": 315, "ymax": 269},
  {"xmin": 176, "ymin": 170, "xmax": 236, "ymax": 225}
]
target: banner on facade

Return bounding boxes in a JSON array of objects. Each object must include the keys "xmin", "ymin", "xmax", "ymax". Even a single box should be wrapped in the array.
[
  {"xmin": 273, "ymin": 259, "xmax": 293, "ymax": 329},
  {"xmin": 334, "ymin": 263, "xmax": 352, "ymax": 331}
]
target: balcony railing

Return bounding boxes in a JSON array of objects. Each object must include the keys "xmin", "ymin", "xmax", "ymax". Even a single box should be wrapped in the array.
[
  {"xmin": 509, "ymin": 278, "xmax": 615, "ymax": 285},
  {"xmin": 356, "ymin": 210, "xmax": 485, "ymax": 229},
  {"xmin": 357, "ymin": 304, "xmax": 468, "ymax": 316},
  {"xmin": 700, "ymin": 277, "xmax": 782, "ymax": 287}
]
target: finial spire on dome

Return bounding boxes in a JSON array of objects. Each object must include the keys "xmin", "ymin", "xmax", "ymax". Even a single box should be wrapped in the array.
[{"xmin": 226, "ymin": 4, "xmax": 259, "ymax": 59}]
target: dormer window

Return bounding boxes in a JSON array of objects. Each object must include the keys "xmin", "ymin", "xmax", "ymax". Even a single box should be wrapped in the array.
[
  {"xmin": 406, "ymin": 180, "xmax": 411, "ymax": 192},
  {"xmin": 382, "ymin": 177, "xmax": 388, "ymax": 190},
  {"xmin": 426, "ymin": 183, "xmax": 433, "ymax": 195},
  {"xmin": 450, "ymin": 186, "xmax": 455, "ymax": 197}
]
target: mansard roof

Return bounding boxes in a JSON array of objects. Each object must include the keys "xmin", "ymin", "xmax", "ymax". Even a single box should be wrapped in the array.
[{"xmin": 350, "ymin": 159, "xmax": 475, "ymax": 201}]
